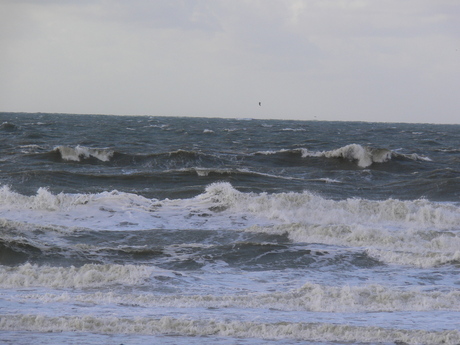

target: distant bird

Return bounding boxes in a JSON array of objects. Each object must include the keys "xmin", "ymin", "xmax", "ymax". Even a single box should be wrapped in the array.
[{"xmin": 259, "ymin": 102, "xmax": 261, "ymax": 106}]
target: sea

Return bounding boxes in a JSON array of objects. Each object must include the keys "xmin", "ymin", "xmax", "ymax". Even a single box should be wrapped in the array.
[{"xmin": 0, "ymin": 112, "xmax": 459, "ymax": 345}]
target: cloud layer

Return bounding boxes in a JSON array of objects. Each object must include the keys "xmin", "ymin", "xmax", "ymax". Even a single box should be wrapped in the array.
[{"xmin": 1, "ymin": 0, "xmax": 459, "ymax": 123}]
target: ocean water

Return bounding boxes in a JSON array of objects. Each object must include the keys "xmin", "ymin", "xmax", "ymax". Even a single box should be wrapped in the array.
[{"xmin": 0, "ymin": 112, "xmax": 459, "ymax": 345}]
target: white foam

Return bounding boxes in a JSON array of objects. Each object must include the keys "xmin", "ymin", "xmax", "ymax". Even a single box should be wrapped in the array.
[
  {"xmin": 0, "ymin": 186, "xmax": 162, "ymax": 231},
  {"xmin": 19, "ymin": 145, "xmax": 45, "ymax": 154},
  {"xmin": 200, "ymin": 183, "xmax": 460, "ymax": 267},
  {"xmin": 310, "ymin": 178, "xmax": 341, "ymax": 183},
  {"xmin": 200, "ymin": 183, "xmax": 460, "ymax": 230},
  {"xmin": 0, "ymin": 314, "xmax": 458, "ymax": 344},
  {"xmin": 0, "ymin": 263, "xmax": 166, "ymax": 289},
  {"xmin": 253, "ymin": 149, "xmax": 294, "ymax": 156},
  {"xmin": 3, "ymin": 183, "xmax": 459, "ymax": 234}
]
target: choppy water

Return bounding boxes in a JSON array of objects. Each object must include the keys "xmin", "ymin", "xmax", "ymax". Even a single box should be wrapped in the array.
[{"xmin": 1, "ymin": 113, "xmax": 459, "ymax": 344}]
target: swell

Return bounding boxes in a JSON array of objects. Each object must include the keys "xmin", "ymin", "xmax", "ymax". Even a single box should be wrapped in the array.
[{"xmin": 0, "ymin": 238, "xmax": 42, "ymax": 266}]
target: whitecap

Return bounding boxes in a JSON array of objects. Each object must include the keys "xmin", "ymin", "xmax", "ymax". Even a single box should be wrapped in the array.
[
  {"xmin": 301, "ymin": 144, "xmax": 392, "ymax": 168},
  {"xmin": 54, "ymin": 145, "xmax": 114, "ymax": 162}
]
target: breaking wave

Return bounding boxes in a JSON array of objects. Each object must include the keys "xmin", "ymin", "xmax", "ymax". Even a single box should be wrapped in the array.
[
  {"xmin": 54, "ymin": 145, "xmax": 114, "ymax": 162},
  {"xmin": 44, "ymin": 144, "xmax": 433, "ymax": 171},
  {"xmin": 1, "ymin": 182, "xmax": 459, "ymax": 268},
  {"xmin": 301, "ymin": 144, "xmax": 431, "ymax": 168},
  {"xmin": 256, "ymin": 144, "xmax": 431, "ymax": 168}
]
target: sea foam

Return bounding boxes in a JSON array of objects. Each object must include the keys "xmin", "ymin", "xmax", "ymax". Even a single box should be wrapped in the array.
[
  {"xmin": 0, "ymin": 315, "xmax": 458, "ymax": 344},
  {"xmin": 0, "ymin": 263, "xmax": 160, "ymax": 288}
]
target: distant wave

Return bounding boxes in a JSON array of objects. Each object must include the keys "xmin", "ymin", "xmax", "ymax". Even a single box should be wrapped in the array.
[
  {"xmin": 176, "ymin": 167, "xmax": 303, "ymax": 181},
  {"xmin": 50, "ymin": 146, "xmax": 222, "ymax": 167},
  {"xmin": 46, "ymin": 144, "xmax": 432, "ymax": 169},
  {"xmin": 0, "ymin": 122, "xmax": 19, "ymax": 131},
  {"xmin": 54, "ymin": 145, "xmax": 114, "ymax": 162},
  {"xmin": 282, "ymin": 128, "xmax": 307, "ymax": 132},
  {"xmin": 301, "ymin": 144, "xmax": 393, "ymax": 168},
  {"xmin": 395, "ymin": 152, "xmax": 432, "ymax": 163},
  {"xmin": 257, "ymin": 144, "xmax": 431, "ymax": 168},
  {"xmin": 20, "ymin": 144, "xmax": 46, "ymax": 154},
  {"xmin": 435, "ymin": 148, "xmax": 460, "ymax": 153}
]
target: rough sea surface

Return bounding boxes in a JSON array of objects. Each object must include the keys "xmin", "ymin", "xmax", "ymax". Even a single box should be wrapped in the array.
[{"xmin": 0, "ymin": 112, "xmax": 459, "ymax": 344}]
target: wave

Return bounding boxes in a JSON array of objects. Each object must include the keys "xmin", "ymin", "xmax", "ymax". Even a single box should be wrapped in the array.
[
  {"xmin": 0, "ymin": 263, "xmax": 165, "ymax": 288},
  {"xmin": 1, "ymin": 314, "xmax": 458, "ymax": 344},
  {"xmin": 176, "ymin": 167, "xmax": 303, "ymax": 181},
  {"xmin": 201, "ymin": 182, "xmax": 459, "ymax": 228},
  {"xmin": 200, "ymin": 183, "xmax": 460, "ymax": 267},
  {"xmin": 282, "ymin": 127, "xmax": 306, "ymax": 132},
  {"xmin": 0, "ymin": 236, "xmax": 43, "ymax": 266},
  {"xmin": 53, "ymin": 145, "xmax": 114, "ymax": 162},
  {"xmin": 1, "ymin": 183, "xmax": 459, "ymax": 267},
  {"xmin": 2, "ymin": 183, "xmax": 459, "ymax": 232},
  {"xmin": 50, "ymin": 146, "xmax": 224, "ymax": 168},
  {"xmin": 256, "ymin": 144, "xmax": 431, "ymax": 168},
  {"xmin": 42, "ymin": 144, "xmax": 432, "ymax": 171},
  {"xmin": 301, "ymin": 144, "xmax": 389, "ymax": 168},
  {"xmin": 0, "ymin": 121, "xmax": 19, "ymax": 131},
  {"xmin": 10, "ymin": 281, "xmax": 460, "ymax": 313},
  {"xmin": 314, "ymin": 144, "xmax": 393, "ymax": 167}
]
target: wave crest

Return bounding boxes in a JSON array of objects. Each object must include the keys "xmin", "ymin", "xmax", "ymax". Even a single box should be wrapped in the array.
[
  {"xmin": 301, "ymin": 144, "xmax": 392, "ymax": 168},
  {"xmin": 0, "ymin": 263, "xmax": 158, "ymax": 288},
  {"xmin": 299, "ymin": 144, "xmax": 432, "ymax": 168},
  {"xmin": 2, "ymin": 182, "xmax": 459, "ymax": 267},
  {"xmin": 54, "ymin": 145, "xmax": 114, "ymax": 162}
]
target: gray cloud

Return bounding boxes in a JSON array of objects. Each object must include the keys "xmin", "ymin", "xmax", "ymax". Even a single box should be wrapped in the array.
[{"xmin": 1, "ymin": 0, "xmax": 459, "ymax": 123}]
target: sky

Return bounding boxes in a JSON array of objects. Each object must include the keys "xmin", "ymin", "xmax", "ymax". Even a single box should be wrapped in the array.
[{"xmin": 1, "ymin": 0, "xmax": 459, "ymax": 123}]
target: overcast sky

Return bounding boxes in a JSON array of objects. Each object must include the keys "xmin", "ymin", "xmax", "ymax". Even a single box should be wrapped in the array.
[{"xmin": 1, "ymin": 0, "xmax": 459, "ymax": 123}]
